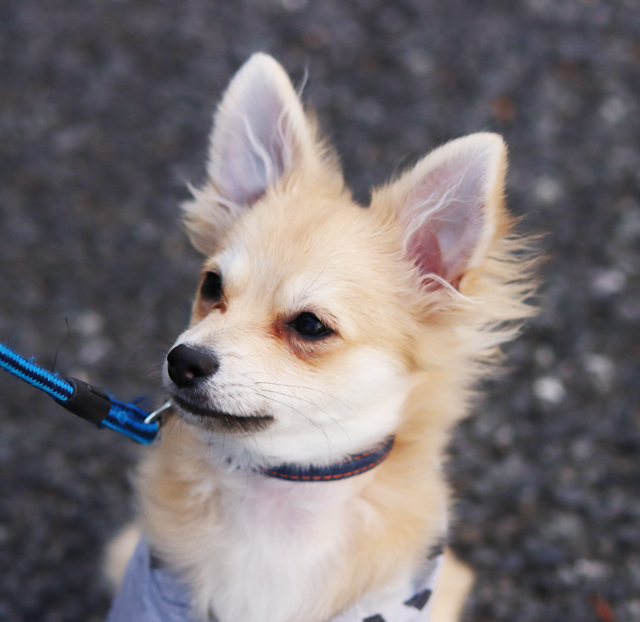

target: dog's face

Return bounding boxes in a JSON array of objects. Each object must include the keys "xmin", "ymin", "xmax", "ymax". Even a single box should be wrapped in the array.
[
  {"xmin": 168, "ymin": 187, "xmax": 417, "ymax": 463},
  {"xmin": 163, "ymin": 54, "xmax": 509, "ymax": 464}
]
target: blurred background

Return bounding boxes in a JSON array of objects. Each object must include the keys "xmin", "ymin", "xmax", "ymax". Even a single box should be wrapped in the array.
[{"xmin": 1, "ymin": 1, "xmax": 639, "ymax": 620}]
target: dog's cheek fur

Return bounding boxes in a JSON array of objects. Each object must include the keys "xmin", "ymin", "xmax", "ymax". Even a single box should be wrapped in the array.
[{"xmin": 173, "ymin": 303, "xmax": 413, "ymax": 464}]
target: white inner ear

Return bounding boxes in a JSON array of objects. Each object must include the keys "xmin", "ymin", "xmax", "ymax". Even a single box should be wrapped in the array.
[
  {"xmin": 207, "ymin": 53, "xmax": 315, "ymax": 207},
  {"xmin": 399, "ymin": 133, "xmax": 505, "ymax": 286}
]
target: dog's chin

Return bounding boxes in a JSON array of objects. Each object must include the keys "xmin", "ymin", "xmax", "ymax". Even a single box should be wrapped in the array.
[{"xmin": 171, "ymin": 394, "xmax": 274, "ymax": 434}]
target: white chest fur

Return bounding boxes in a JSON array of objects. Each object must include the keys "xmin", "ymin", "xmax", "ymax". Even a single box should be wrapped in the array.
[
  {"xmin": 141, "ymin": 440, "xmax": 376, "ymax": 622},
  {"xmin": 196, "ymin": 472, "xmax": 364, "ymax": 622}
]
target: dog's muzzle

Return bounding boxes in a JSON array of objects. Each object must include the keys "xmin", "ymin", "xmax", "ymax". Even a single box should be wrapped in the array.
[{"xmin": 165, "ymin": 344, "xmax": 274, "ymax": 433}]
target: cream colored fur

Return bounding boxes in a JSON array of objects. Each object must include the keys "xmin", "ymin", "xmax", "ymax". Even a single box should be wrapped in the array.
[{"xmin": 109, "ymin": 54, "xmax": 536, "ymax": 622}]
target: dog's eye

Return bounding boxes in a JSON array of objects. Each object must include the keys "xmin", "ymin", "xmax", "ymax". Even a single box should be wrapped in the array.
[
  {"xmin": 201, "ymin": 271, "xmax": 223, "ymax": 302},
  {"xmin": 291, "ymin": 312, "xmax": 332, "ymax": 340}
]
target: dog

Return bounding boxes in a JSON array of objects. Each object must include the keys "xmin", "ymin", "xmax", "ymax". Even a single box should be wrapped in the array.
[{"xmin": 106, "ymin": 53, "xmax": 536, "ymax": 622}]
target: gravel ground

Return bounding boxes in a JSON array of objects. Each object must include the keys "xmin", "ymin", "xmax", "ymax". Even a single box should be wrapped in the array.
[{"xmin": 1, "ymin": 1, "xmax": 639, "ymax": 621}]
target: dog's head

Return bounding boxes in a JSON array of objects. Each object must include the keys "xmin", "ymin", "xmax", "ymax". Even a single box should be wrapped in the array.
[{"xmin": 164, "ymin": 54, "xmax": 528, "ymax": 465}]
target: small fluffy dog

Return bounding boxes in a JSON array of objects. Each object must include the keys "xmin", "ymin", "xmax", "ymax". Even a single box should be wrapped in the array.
[{"xmin": 107, "ymin": 54, "xmax": 535, "ymax": 622}]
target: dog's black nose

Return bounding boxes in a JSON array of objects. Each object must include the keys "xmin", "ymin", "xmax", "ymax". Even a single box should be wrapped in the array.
[{"xmin": 167, "ymin": 344, "xmax": 219, "ymax": 389}]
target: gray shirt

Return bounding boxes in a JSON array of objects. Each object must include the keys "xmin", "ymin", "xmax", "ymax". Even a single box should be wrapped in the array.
[{"xmin": 106, "ymin": 539, "xmax": 442, "ymax": 622}]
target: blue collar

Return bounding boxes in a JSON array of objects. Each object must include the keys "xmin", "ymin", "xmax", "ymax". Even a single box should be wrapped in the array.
[{"xmin": 258, "ymin": 436, "xmax": 395, "ymax": 482}]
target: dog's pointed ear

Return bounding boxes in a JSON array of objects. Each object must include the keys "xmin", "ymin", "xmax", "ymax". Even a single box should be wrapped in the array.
[
  {"xmin": 372, "ymin": 133, "xmax": 506, "ymax": 290},
  {"xmin": 183, "ymin": 54, "xmax": 320, "ymax": 254}
]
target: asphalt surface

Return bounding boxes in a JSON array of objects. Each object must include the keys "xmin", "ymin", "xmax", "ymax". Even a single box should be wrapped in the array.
[{"xmin": 1, "ymin": 1, "xmax": 639, "ymax": 621}]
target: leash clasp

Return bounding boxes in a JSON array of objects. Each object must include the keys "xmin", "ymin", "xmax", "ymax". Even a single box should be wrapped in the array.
[
  {"xmin": 144, "ymin": 400, "xmax": 172, "ymax": 425},
  {"xmin": 56, "ymin": 377, "xmax": 112, "ymax": 425}
]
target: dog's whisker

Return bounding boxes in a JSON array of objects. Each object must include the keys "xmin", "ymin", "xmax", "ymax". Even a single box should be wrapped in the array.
[
  {"xmin": 255, "ymin": 381, "xmax": 357, "ymax": 417},
  {"xmin": 257, "ymin": 388, "xmax": 350, "ymax": 440},
  {"xmin": 257, "ymin": 393, "xmax": 334, "ymax": 452}
]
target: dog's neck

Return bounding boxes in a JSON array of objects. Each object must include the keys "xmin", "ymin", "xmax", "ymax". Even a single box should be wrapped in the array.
[
  {"xmin": 184, "ymin": 404, "xmax": 405, "ymax": 474},
  {"xmin": 183, "ymin": 422, "xmax": 396, "ymax": 482}
]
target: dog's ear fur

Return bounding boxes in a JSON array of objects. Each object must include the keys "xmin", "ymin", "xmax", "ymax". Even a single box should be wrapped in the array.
[
  {"xmin": 372, "ymin": 133, "xmax": 506, "ymax": 290},
  {"xmin": 183, "ymin": 54, "xmax": 321, "ymax": 255}
]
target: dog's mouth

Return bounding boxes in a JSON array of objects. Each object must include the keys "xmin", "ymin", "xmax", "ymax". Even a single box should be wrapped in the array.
[{"xmin": 171, "ymin": 394, "xmax": 274, "ymax": 433}]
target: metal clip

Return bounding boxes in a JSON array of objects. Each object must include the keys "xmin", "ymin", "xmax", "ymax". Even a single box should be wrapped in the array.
[{"xmin": 144, "ymin": 400, "xmax": 172, "ymax": 425}]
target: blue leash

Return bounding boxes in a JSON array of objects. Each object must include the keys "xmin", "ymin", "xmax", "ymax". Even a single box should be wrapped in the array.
[{"xmin": 0, "ymin": 342, "xmax": 161, "ymax": 444}]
